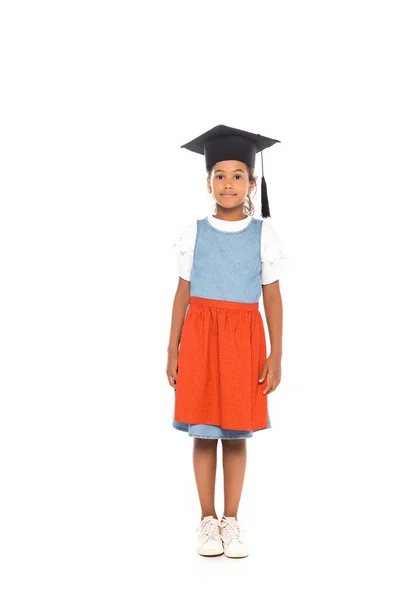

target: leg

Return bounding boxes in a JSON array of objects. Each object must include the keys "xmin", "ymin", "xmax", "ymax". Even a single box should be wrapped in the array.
[
  {"xmin": 221, "ymin": 439, "xmax": 247, "ymax": 519},
  {"xmin": 192, "ymin": 438, "xmax": 219, "ymax": 520}
]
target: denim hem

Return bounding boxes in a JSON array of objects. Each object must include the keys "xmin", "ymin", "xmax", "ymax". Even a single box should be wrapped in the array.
[
  {"xmin": 172, "ymin": 423, "xmax": 188, "ymax": 433},
  {"xmin": 172, "ymin": 423, "xmax": 271, "ymax": 438}
]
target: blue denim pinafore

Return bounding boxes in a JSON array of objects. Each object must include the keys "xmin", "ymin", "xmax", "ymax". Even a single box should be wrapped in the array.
[{"xmin": 172, "ymin": 216, "xmax": 271, "ymax": 439}]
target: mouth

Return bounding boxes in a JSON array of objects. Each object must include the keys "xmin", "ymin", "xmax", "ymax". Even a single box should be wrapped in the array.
[{"xmin": 221, "ymin": 193, "xmax": 236, "ymax": 196}]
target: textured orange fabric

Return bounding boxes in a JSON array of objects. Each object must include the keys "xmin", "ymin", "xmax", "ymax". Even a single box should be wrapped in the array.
[{"xmin": 174, "ymin": 296, "xmax": 268, "ymax": 431}]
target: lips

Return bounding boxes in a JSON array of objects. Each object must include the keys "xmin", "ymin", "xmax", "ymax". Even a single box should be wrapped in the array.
[{"xmin": 222, "ymin": 193, "xmax": 236, "ymax": 196}]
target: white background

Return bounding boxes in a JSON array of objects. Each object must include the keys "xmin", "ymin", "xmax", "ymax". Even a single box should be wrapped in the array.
[{"xmin": 1, "ymin": 1, "xmax": 399, "ymax": 598}]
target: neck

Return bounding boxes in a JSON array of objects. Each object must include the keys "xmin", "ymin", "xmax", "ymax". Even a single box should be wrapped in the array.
[{"xmin": 213, "ymin": 205, "xmax": 248, "ymax": 222}]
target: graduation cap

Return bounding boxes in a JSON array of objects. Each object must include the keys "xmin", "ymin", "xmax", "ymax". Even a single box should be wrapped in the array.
[{"xmin": 181, "ymin": 124, "xmax": 280, "ymax": 218}]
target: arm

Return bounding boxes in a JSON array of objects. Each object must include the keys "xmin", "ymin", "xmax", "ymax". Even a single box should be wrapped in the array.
[
  {"xmin": 259, "ymin": 280, "xmax": 283, "ymax": 393},
  {"xmin": 166, "ymin": 277, "xmax": 190, "ymax": 388},
  {"xmin": 167, "ymin": 277, "xmax": 190, "ymax": 351},
  {"xmin": 262, "ymin": 279, "xmax": 283, "ymax": 356}
]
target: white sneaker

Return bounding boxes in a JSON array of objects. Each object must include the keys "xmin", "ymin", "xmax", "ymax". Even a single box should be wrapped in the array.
[
  {"xmin": 219, "ymin": 515, "xmax": 249, "ymax": 558},
  {"xmin": 196, "ymin": 516, "xmax": 224, "ymax": 556}
]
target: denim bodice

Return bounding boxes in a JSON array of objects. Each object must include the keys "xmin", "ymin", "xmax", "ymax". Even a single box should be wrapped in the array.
[{"xmin": 189, "ymin": 217, "xmax": 263, "ymax": 303}]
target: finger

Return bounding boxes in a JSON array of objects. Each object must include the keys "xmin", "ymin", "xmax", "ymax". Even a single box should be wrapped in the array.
[
  {"xmin": 259, "ymin": 367, "xmax": 269, "ymax": 383},
  {"xmin": 262, "ymin": 374, "xmax": 271, "ymax": 394},
  {"xmin": 168, "ymin": 373, "xmax": 177, "ymax": 388},
  {"xmin": 265, "ymin": 373, "xmax": 277, "ymax": 394},
  {"xmin": 268, "ymin": 378, "xmax": 280, "ymax": 394}
]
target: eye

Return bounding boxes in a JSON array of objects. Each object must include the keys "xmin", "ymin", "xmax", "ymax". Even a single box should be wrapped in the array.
[
  {"xmin": 216, "ymin": 175, "xmax": 223, "ymax": 179},
  {"xmin": 234, "ymin": 175, "xmax": 242, "ymax": 179}
]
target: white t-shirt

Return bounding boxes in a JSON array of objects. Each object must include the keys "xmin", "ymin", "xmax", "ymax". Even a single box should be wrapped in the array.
[{"xmin": 172, "ymin": 214, "xmax": 288, "ymax": 285}]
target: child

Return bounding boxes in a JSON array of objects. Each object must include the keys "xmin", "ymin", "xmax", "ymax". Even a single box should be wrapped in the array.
[{"xmin": 166, "ymin": 124, "xmax": 287, "ymax": 559}]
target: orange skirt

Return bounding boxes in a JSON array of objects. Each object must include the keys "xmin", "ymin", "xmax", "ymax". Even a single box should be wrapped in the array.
[{"xmin": 174, "ymin": 296, "xmax": 268, "ymax": 431}]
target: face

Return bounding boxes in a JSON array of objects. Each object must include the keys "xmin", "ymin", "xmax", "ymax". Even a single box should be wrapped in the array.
[{"xmin": 207, "ymin": 160, "xmax": 255, "ymax": 210}]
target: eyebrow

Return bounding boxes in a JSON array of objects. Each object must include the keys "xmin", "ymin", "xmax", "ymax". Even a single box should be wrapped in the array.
[{"xmin": 214, "ymin": 169, "xmax": 245, "ymax": 173}]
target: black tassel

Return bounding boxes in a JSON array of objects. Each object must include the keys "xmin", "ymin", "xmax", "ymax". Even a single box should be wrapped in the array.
[
  {"xmin": 260, "ymin": 149, "xmax": 270, "ymax": 218},
  {"xmin": 261, "ymin": 176, "xmax": 270, "ymax": 218}
]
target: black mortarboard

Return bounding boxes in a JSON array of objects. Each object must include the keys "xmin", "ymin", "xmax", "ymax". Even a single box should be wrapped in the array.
[{"xmin": 181, "ymin": 124, "xmax": 280, "ymax": 218}]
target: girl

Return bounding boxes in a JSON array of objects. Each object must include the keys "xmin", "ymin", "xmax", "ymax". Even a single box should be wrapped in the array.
[{"xmin": 166, "ymin": 124, "xmax": 287, "ymax": 559}]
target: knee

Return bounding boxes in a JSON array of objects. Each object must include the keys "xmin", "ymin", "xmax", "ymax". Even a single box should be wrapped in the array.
[
  {"xmin": 193, "ymin": 438, "xmax": 218, "ymax": 450},
  {"xmin": 221, "ymin": 438, "xmax": 246, "ymax": 450}
]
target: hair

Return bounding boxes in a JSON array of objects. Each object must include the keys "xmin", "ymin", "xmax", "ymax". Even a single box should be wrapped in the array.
[{"xmin": 206, "ymin": 165, "xmax": 258, "ymax": 217}]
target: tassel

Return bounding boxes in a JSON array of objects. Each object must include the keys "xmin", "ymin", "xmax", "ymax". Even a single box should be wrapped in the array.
[
  {"xmin": 261, "ymin": 176, "xmax": 270, "ymax": 218},
  {"xmin": 260, "ymin": 150, "xmax": 271, "ymax": 218}
]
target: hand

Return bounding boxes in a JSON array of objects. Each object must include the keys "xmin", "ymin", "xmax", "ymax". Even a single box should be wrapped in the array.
[
  {"xmin": 258, "ymin": 353, "xmax": 282, "ymax": 394},
  {"xmin": 166, "ymin": 348, "xmax": 179, "ymax": 389}
]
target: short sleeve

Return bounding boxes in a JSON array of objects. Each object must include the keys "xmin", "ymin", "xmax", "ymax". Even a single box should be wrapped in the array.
[
  {"xmin": 171, "ymin": 221, "xmax": 197, "ymax": 281},
  {"xmin": 261, "ymin": 221, "xmax": 289, "ymax": 285}
]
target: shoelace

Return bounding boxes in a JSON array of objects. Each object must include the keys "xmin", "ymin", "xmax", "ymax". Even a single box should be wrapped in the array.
[
  {"xmin": 220, "ymin": 518, "xmax": 243, "ymax": 545},
  {"xmin": 199, "ymin": 518, "xmax": 221, "ymax": 542}
]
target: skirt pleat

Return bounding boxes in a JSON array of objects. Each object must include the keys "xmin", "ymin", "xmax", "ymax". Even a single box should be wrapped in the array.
[{"xmin": 174, "ymin": 296, "xmax": 269, "ymax": 432}]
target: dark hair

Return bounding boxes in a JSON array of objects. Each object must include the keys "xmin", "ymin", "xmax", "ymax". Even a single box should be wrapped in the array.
[{"xmin": 206, "ymin": 164, "xmax": 258, "ymax": 217}]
